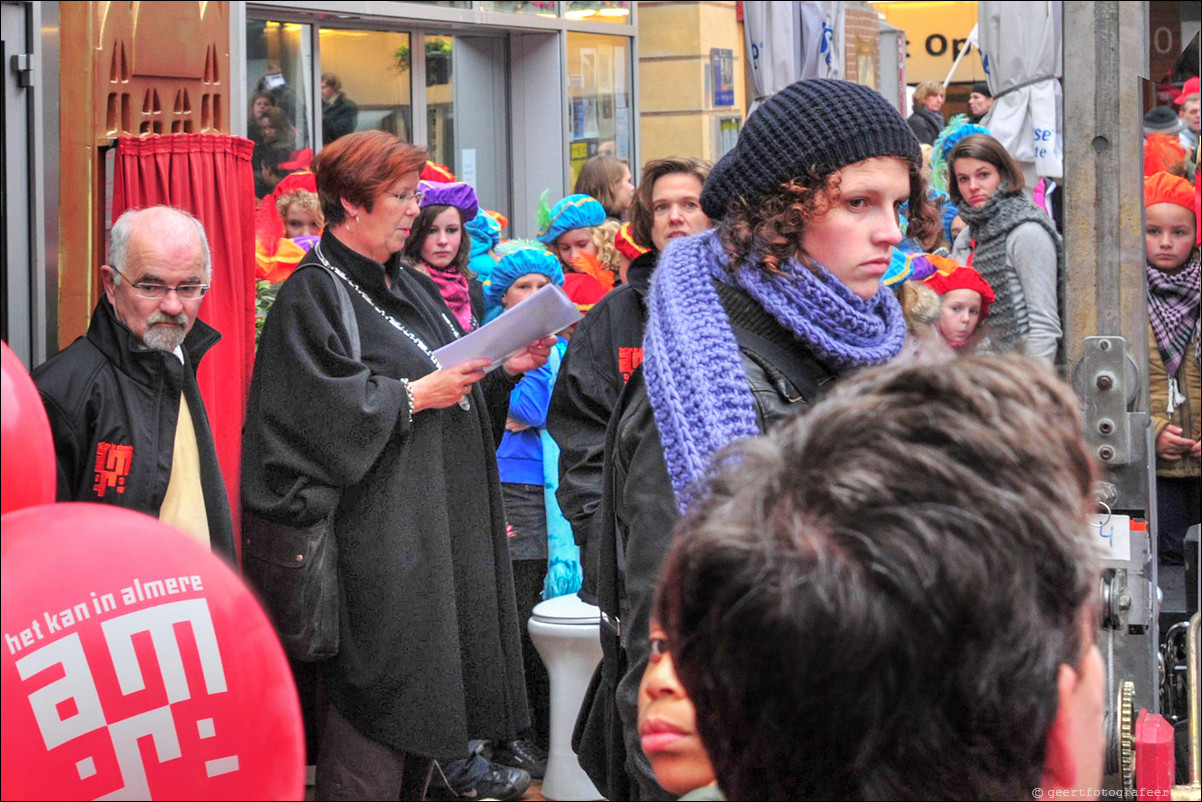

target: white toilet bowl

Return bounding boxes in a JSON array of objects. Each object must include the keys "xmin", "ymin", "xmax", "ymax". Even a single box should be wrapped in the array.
[{"xmin": 528, "ymin": 594, "xmax": 604, "ymax": 801}]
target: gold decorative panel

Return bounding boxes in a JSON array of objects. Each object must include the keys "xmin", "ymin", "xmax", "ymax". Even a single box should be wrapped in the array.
[{"xmin": 93, "ymin": 2, "xmax": 229, "ymax": 145}]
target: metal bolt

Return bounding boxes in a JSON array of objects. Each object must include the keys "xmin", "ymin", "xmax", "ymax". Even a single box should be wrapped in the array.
[
  {"xmin": 1096, "ymin": 374, "xmax": 1114, "ymax": 391},
  {"xmin": 1098, "ymin": 445, "xmax": 1116, "ymax": 461},
  {"xmin": 1099, "ymin": 419, "xmax": 1114, "ymax": 435},
  {"xmin": 1119, "ymin": 593, "xmax": 1131, "ymax": 611},
  {"xmin": 1099, "ymin": 340, "xmax": 1111, "ymax": 351}
]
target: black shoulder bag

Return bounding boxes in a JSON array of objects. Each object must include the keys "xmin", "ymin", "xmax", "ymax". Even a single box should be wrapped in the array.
[{"xmin": 242, "ymin": 259, "xmax": 359, "ymax": 663}]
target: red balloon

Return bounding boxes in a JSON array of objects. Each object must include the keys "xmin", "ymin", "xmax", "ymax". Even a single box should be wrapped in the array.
[
  {"xmin": 1, "ymin": 504, "xmax": 304, "ymax": 800},
  {"xmin": 1, "ymin": 340, "xmax": 56, "ymax": 515}
]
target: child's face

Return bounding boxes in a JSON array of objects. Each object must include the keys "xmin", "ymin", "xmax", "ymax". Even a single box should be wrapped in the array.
[
  {"xmin": 1145, "ymin": 202, "xmax": 1196, "ymax": 273},
  {"xmin": 501, "ymin": 272, "xmax": 551, "ymax": 309},
  {"xmin": 637, "ymin": 623, "xmax": 716, "ymax": 796},
  {"xmin": 554, "ymin": 228, "xmax": 599, "ymax": 270},
  {"xmin": 937, "ymin": 288, "xmax": 984, "ymax": 347}
]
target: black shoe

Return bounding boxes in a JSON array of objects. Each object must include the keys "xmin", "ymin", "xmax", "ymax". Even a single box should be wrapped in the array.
[
  {"xmin": 427, "ymin": 760, "xmax": 531, "ymax": 801},
  {"xmin": 490, "ymin": 737, "xmax": 548, "ymax": 780}
]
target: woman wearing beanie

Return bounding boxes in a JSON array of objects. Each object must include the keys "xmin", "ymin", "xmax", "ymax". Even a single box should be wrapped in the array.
[
  {"xmin": 402, "ymin": 181, "xmax": 485, "ymax": 332},
  {"xmin": 948, "ymin": 133, "xmax": 1063, "ymax": 364},
  {"xmin": 1143, "ymin": 171, "xmax": 1200, "ymax": 566},
  {"xmin": 577, "ymin": 79, "xmax": 937, "ymax": 801}
]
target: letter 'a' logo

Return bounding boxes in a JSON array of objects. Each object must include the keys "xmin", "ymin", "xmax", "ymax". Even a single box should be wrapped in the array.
[{"xmin": 93, "ymin": 443, "xmax": 133, "ymax": 497}]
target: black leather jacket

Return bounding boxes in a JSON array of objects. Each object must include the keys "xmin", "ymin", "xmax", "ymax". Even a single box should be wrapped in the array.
[
  {"xmin": 548, "ymin": 250, "xmax": 656, "ymax": 603},
  {"xmin": 32, "ymin": 297, "xmax": 236, "ymax": 563},
  {"xmin": 594, "ymin": 281, "xmax": 839, "ymax": 799}
]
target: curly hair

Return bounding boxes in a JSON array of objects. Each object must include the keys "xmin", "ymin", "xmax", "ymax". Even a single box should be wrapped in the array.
[
  {"xmin": 718, "ymin": 158, "xmax": 938, "ymax": 276},
  {"xmin": 275, "ymin": 190, "xmax": 324, "ymax": 231},
  {"xmin": 592, "ymin": 219, "xmax": 623, "ymax": 282}
]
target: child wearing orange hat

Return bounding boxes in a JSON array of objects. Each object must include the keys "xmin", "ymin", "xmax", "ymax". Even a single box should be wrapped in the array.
[{"xmin": 1143, "ymin": 171, "xmax": 1200, "ymax": 565}]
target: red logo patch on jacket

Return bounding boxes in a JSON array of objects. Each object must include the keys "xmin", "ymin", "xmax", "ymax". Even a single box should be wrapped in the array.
[
  {"xmin": 93, "ymin": 442, "xmax": 133, "ymax": 497},
  {"xmin": 618, "ymin": 347, "xmax": 643, "ymax": 385}
]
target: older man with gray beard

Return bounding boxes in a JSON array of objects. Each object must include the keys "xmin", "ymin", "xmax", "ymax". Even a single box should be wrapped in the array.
[{"xmin": 33, "ymin": 206, "xmax": 235, "ymax": 562}]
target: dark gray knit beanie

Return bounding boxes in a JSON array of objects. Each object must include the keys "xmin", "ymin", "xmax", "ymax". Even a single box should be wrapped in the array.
[{"xmin": 701, "ymin": 79, "xmax": 922, "ymax": 220}]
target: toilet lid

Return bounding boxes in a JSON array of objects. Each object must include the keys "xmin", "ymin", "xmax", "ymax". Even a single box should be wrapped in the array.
[{"xmin": 531, "ymin": 593, "xmax": 602, "ymax": 625}]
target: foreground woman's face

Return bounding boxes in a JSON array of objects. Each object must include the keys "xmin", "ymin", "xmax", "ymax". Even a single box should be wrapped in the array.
[
  {"xmin": 801, "ymin": 156, "xmax": 910, "ymax": 300},
  {"xmin": 356, "ymin": 171, "xmax": 422, "ymax": 263},
  {"xmin": 638, "ymin": 623, "xmax": 716, "ymax": 796}
]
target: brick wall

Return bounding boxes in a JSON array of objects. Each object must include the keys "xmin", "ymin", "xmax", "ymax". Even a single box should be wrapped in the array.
[{"xmin": 844, "ymin": 2, "xmax": 881, "ymax": 88}]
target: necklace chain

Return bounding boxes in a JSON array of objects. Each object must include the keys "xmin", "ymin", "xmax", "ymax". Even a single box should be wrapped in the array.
[{"xmin": 314, "ymin": 243, "xmax": 458, "ymax": 371}]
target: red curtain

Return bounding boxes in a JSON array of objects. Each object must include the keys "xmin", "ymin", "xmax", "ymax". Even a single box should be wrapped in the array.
[{"xmin": 112, "ymin": 134, "xmax": 257, "ymax": 556}]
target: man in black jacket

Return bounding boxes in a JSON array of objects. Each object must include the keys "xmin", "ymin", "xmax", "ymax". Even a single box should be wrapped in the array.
[
  {"xmin": 547, "ymin": 156, "xmax": 711, "ymax": 603},
  {"xmin": 321, "ymin": 72, "xmax": 359, "ymax": 145},
  {"xmin": 33, "ymin": 206, "xmax": 236, "ymax": 563}
]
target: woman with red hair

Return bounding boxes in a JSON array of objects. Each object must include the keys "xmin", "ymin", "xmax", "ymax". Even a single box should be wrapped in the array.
[{"xmin": 242, "ymin": 130, "xmax": 553, "ymax": 800}]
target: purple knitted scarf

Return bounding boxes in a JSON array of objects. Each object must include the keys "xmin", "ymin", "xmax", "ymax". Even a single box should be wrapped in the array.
[
  {"xmin": 1146, "ymin": 250, "xmax": 1201, "ymax": 379},
  {"xmin": 643, "ymin": 229, "xmax": 907, "ymax": 511}
]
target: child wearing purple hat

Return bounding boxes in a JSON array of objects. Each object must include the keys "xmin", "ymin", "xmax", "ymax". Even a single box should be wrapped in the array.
[{"xmin": 403, "ymin": 180, "xmax": 484, "ymax": 331}]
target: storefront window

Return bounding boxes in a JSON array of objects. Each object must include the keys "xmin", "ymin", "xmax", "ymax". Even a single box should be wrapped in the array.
[
  {"xmin": 246, "ymin": 20, "xmax": 314, "ymax": 198},
  {"xmin": 480, "ymin": 1, "xmax": 559, "ymax": 16},
  {"xmin": 425, "ymin": 35, "xmax": 457, "ymax": 175},
  {"xmin": 319, "ymin": 29, "xmax": 413, "ymax": 145},
  {"xmin": 564, "ymin": 2, "xmax": 631, "ymax": 23},
  {"xmin": 566, "ymin": 32, "xmax": 633, "ymax": 185}
]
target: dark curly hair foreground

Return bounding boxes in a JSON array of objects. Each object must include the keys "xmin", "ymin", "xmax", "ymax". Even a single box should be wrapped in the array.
[{"xmin": 717, "ymin": 157, "xmax": 939, "ymax": 277}]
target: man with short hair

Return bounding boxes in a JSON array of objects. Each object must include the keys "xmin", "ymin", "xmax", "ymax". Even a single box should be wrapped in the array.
[
  {"xmin": 321, "ymin": 72, "xmax": 359, "ymax": 145},
  {"xmin": 967, "ymin": 81, "xmax": 993, "ymax": 122},
  {"xmin": 656, "ymin": 354, "xmax": 1106, "ymax": 800},
  {"xmin": 1177, "ymin": 91, "xmax": 1199, "ymax": 154},
  {"xmin": 33, "ymin": 206, "xmax": 235, "ymax": 561}
]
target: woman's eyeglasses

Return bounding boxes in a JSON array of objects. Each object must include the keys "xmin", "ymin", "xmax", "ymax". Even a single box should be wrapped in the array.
[{"xmin": 386, "ymin": 189, "xmax": 425, "ymax": 207}]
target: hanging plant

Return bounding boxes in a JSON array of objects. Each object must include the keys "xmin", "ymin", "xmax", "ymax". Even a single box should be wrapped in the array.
[{"xmin": 393, "ymin": 38, "xmax": 453, "ymax": 75}]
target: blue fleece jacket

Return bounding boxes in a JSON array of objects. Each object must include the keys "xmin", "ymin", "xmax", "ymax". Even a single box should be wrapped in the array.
[{"xmin": 496, "ymin": 338, "xmax": 565, "ymax": 484}]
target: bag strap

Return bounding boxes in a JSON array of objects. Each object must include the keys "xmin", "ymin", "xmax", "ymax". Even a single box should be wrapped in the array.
[
  {"xmin": 303, "ymin": 248, "xmax": 360, "ymax": 361},
  {"xmin": 730, "ymin": 324, "xmax": 835, "ymax": 405},
  {"xmin": 329, "ymin": 269, "xmax": 361, "ymax": 362}
]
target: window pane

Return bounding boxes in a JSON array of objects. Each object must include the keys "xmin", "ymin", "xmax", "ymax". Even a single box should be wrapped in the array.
[
  {"xmin": 319, "ymin": 29, "xmax": 413, "ymax": 147},
  {"xmin": 247, "ymin": 20, "xmax": 314, "ymax": 198},
  {"xmin": 564, "ymin": 2, "xmax": 631, "ymax": 23},
  {"xmin": 566, "ymin": 32, "xmax": 633, "ymax": 185},
  {"xmin": 425, "ymin": 35, "xmax": 456, "ymax": 176},
  {"xmin": 479, "ymin": 1, "xmax": 560, "ymax": 16}
]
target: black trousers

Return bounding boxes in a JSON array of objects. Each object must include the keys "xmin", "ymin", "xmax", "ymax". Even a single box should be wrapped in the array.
[{"xmin": 315, "ymin": 703, "xmax": 434, "ymax": 801}]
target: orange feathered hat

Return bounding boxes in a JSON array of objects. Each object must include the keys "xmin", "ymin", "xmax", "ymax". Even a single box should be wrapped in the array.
[{"xmin": 1143, "ymin": 133, "xmax": 1186, "ymax": 177}]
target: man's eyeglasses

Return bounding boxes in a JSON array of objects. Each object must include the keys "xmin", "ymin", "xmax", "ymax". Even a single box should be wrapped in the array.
[
  {"xmin": 386, "ymin": 189, "xmax": 425, "ymax": 206},
  {"xmin": 112, "ymin": 267, "xmax": 210, "ymax": 300}
]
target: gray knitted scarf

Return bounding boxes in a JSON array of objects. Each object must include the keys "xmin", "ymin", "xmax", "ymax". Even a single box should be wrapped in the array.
[{"xmin": 958, "ymin": 189, "xmax": 1063, "ymax": 352}]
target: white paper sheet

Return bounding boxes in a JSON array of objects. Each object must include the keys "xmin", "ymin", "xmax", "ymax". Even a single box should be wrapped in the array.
[{"xmin": 433, "ymin": 283, "xmax": 581, "ymax": 373}]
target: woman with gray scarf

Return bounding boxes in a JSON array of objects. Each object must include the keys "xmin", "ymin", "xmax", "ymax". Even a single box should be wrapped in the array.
[{"xmin": 948, "ymin": 134, "xmax": 1063, "ymax": 364}]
